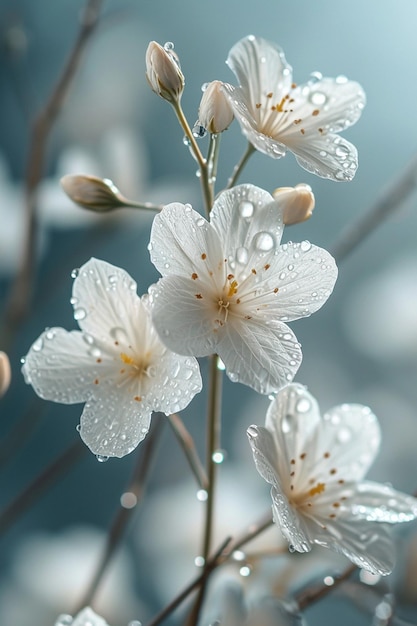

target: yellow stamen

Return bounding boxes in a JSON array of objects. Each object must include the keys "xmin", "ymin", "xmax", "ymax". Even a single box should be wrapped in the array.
[
  {"xmin": 309, "ymin": 482, "xmax": 325, "ymax": 497},
  {"xmin": 227, "ymin": 280, "xmax": 238, "ymax": 297},
  {"xmin": 120, "ymin": 353, "xmax": 135, "ymax": 365}
]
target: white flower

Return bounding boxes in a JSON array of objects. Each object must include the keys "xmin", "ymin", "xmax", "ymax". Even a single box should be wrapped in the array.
[
  {"xmin": 145, "ymin": 41, "xmax": 185, "ymax": 104},
  {"xmin": 22, "ymin": 258, "xmax": 202, "ymax": 458},
  {"xmin": 149, "ymin": 184, "xmax": 337, "ymax": 394},
  {"xmin": 56, "ymin": 607, "xmax": 110, "ymax": 626},
  {"xmin": 198, "ymin": 80, "xmax": 234, "ymax": 133},
  {"xmin": 223, "ymin": 35, "xmax": 366, "ymax": 181},
  {"xmin": 247, "ymin": 383, "xmax": 417, "ymax": 574}
]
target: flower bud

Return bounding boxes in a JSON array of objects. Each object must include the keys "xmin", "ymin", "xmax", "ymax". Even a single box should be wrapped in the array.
[
  {"xmin": 145, "ymin": 41, "xmax": 184, "ymax": 104},
  {"xmin": 198, "ymin": 81, "xmax": 234, "ymax": 133},
  {"xmin": 60, "ymin": 175, "xmax": 126, "ymax": 212},
  {"xmin": 0, "ymin": 351, "xmax": 11, "ymax": 398},
  {"xmin": 272, "ymin": 183, "xmax": 315, "ymax": 225}
]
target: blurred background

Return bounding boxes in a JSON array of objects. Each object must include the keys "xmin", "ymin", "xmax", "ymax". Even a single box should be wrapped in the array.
[{"xmin": 0, "ymin": 0, "xmax": 417, "ymax": 624}]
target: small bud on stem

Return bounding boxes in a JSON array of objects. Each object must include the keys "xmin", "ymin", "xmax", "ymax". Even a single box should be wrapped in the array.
[
  {"xmin": 273, "ymin": 183, "xmax": 315, "ymax": 225},
  {"xmin": 146, "ymin": 41, "xmax": 185, "ymax": 104},
  {"xmin": 198, "ymin": 81, "xmax": 234, "ymax": 134},
  {"xmin": 0, "ymin": 351, "xmax": 11, "ymax": 398}
]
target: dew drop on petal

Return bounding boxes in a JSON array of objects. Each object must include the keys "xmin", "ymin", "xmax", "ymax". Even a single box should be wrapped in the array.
[
  {"xmin": 239, "ymin": 200, "xmax": 254, "ymax": 218},
  {"xmin": 337, "ymin": 427, "xmax": 352, "ymax": 443},
  {"xmin": 296, "ymin": 398, "xmax": 311, "ymax": 413},
  {"xmin": 164, "ymin": 41, "xmax": 174, "ymax": 51},
  {"xmin": 288, "ymin": 544, "xmax": 296, "ymax": 553},
  {"xmin": 201, "ymin": 82, "xmax": 209, "ymax": 92},
  {"xmin": 300, "ymin": 240, "xmax": 312, "ymax": 252},
  {"xmin": 96, "ymin": 454, "xmax": 109, "ymax": 463},
  {"xmin": 76, "ymin": 424, "xmax": 81, "ymax": 432},
  {"xmin": 336, "ymin": 74, "xmax": 348, "ymax": 84},
  {"xmin": 110, "ymin": 326, "xmax": 128, "ymax": 344},
  {"xmin": 254, "ymin": 231, "xmax": 275, "ymax": 252},
  {"xmin": 74, "ymin": 308, "xmax": 87, "ymax": 321},
  {"xmin": 281, "ymin": 413, "xmax": 294, "ymax": 433},
  {"xmin": 128, "ymin": 621, "xmax": 142, "ymax": 626},
  {"xmin": 236, "ymin": 246, "xmax": 249, "ymax": 265},
  {"xmin": 70, "ymin": 268, "xmax": 79, "ymax": 279},
  {"xmin": 310, "ymin": 71, "xmax": 323, "ymax": 82},
  {"xmin": 108, "ymin": 274, "xmax": 118, "ymax": 285},
  {"xmin": 32, "ymin": 337, "xmax": 43, "ymax": 352},
  {"xmin": 228, "ymin": 372, "xmax": 238, "ymax": 382},
  {"xmin": 309, "ymin": 91, "xmax": 327, "ymax": 106}
]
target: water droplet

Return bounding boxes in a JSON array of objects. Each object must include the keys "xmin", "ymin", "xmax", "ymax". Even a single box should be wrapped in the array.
[
  {"xmin": 337, "ymin": 427, "xmax": 352, "ymax": 443},
  {"xmin": 300, "ymin": 240, "xmax": 312, "ymax": 252},
  {"xmin": 201, "ymin": 82, "xmax": 209, "ymax": 92},
  {"xmin": 76, "ymin": 424, "xmax": 81, "ymax": 432},
  {"xmin": 110, "ymin": 327, "xmax": 128, "ymax": 344},
  {"xmin": 254, "ymin": 231, "xmax": 275, "ymax": 252},
  {"xmin": 239, "ymin": 200, "xmax": 254, "ymax": 218},
  {"xmin": 70, "ymin": 297, "xmax": 78, "ymax": 306},
  {"xmin": 70, "ymin": 268, "xmax": 79, "ymax": 279},
  {"xmin": 128, "ymin": 621, "xmax": 142, "ymax": 626},
  {"xmin": 192, "ymin": 123, "xmax": 207, "ymax": 138},
  {"xmin": 239, "ymin": 564, "xmax": 252, "ymax": 577},
  {"xmin": 309, "ymin": 91, "xmax": 327, "ymax": 106},
  {"xmin": 336, "ymin": 74, "xmax": 348, "ymax": 84},
  {"xmin": 96, "ymin": 454, "xmax": 109, "ymax": 463},
  {"xmin": 288, "ymin": 544, "xmax": 296, "ymax": 553},
  {"xmin": 212, "ymin": 449, "xmax": 227, "ymax": 464},
  {"xmin": 146, "ymin": 365, "xmax": 156, "ymax": 378},
  {"xmin": 287, "ymin": 264, "xmax": 294, "ymax": 271},
  {"xmin": 196, "ymin": 489, "xmax": 208, "ymax": 501},
  {"xmin": 324, "ymin": 575, "xmax": 334, "ymax": 586},
  {"xmin": 247, "ymin": 425, "xmax": 258, "ymax": 439},
  {"xmin": 121, "ymin": 492, "xmax": 138, "ymax": 509},
  {"xmin": 232, "ymin": 549, "xmax": 246, "ymax": 561},
  {"xmin": 183, "ymin": 136, "xmax": 191, "ymax": 146},
  {"xmin": 281, "ymin": 413, "xmax": 294, "ymax": 433},
  {"xmin": 164, "ymin": 41, "xmax": 174, "ymax": 51},
  {"xmin": 74, "ymin": 308, "xmax": 87, "ymax": 321},
  {"xmin": 296, "ymin": 398, "xmax": 311, "ymax": 413},
  {"xmin": 236, "ymin": 246, "xmax": 248, "ymax": 265},
  {"xmin": 310, "ymin": 71, "xmax": 323, "ymax": 82},
  {"xmin": 108, "ymin": 274, "xmax": 118, "ymax": 284},
  {"xmin": 196, "ymin": 217, "xmax": 205, "ymax": 227},
  {"xmin": 82, "ymin": 333, "xmax": 94, "ymax": 345},
  {"xmin": 32, "ymin": 337, "xmax": 43, "ymax": 352},
  {"xmin": 194, "ymin": 555, "xmax": 205, "ymax": 567},
  {"xmin": 228, "ymin": 372, "xmax": 238, "ymax": 382},
  {"xmin": 20, "ymin": 356, "xmax": 26, "ymax": 364},
  {"xmin": 335, "ymin": 144, "xmax": 350, "ymax": 159},
  {"xmin": 216, "ymin": 357, "xmax": 225, "ymax": 371}
]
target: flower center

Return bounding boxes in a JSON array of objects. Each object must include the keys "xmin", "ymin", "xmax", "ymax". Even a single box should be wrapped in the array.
[{"xmin": 118, "ymin": 351, "xmax": 156, "ymax": 402}]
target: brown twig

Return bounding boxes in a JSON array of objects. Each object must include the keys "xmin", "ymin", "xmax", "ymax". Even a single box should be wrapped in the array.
[
  {"xmin": 331, "ymin": 152, "xmax": 417, "ymax": 263},
  {"xmin": 297, "ymin": 563, "xmax": 357, "ymax": 610},
  {"xmin": 167, "ymin": 413, "xmax": 208, "ymax": 489},
  {"xmin": 75, "ymin": 416, "xmax": 164, "ymax": 612},
  {"xmin": 1, "ymin": 0, "xmax": 103, "ymax": 347}
]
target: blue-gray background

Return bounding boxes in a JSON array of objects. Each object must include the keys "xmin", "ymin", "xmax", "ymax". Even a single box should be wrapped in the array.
[{"xmin": 0, "ymin": 1, "xmax": 417, "ymax": 625}]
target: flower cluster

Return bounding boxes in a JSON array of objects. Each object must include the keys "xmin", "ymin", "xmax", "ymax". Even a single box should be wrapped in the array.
[{"xmin": 17, "ymin": 31, "xmax": 417, "ymax": 626}]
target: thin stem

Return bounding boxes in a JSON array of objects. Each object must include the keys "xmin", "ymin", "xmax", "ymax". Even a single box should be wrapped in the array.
[
  {"xmin": 297, "ymin": 563, "xmax": 357, "ymax": 610},
  {"xmin": 171, "ymin": 100, "xmax": 212, "ymax": 215},
  {"xmin": 206, "ymin": 133, "xmax": 221, "ymax": 209},
  {"xmin": 145, "ymin": 536, "xmax": 232, "ymax": 626},
  {"xmin": 75, "ymin": 416, "xmax": 164, "ymax": 611},
  {"xmin": 226, "ymin": 142, "xmax": 256, "ymax": 188},
  {"xmin": 0, "ymin": 440, "xmax": 85, "ymax": 536},
  {"xmin": 167, "ymin": 413, "xmax": 208, "ymax": 489},
  {"xmin": 1, "ymin": 0, "xmax": 103, "ymax": 348},
  {"xmin": 331, "ymin": 152, "xmax": 417, "ymax": 263}
]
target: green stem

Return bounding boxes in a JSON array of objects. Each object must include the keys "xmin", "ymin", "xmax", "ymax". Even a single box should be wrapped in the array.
[
  {"xmin": 172, "ymin": 100, "xmax": 212, "ymax": 215},
  {"xmin": 167, "ymin": 413, "xmax": 208, "ymax": 489},
  {"xmin": 206, "ymin": 133, "xmax": 221, "ymax": 209},
  {"xmin": 226, "ymin": 142, "xmax": 255, "ymax": 188}
]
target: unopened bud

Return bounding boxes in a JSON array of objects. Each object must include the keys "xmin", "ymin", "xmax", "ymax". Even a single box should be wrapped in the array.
[
  {"xmin": 198, "ymin": 81, "xmax": 234, "ymax": 134},
  {"xmin": 60, "ymin": 175, "xmax": 127, "ymax": 212},
  {"xmin": 0, "ymin": 351, "xmax": 11, "ymax": 397},
  {"xmin": 145, "ymin": 41, "xmax": 185, "ymax": 104},
  {"xmin": 272, "ymin": 183, "xmax": 315, "ymax": 225}
]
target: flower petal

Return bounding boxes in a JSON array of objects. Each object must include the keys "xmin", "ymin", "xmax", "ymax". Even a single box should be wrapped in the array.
[
  {"xmin": 306, "ymin": 517, "xmax": 396, "ymax": 575},
  {"xmin": 22, "ymin": 328, "xmax": 111, "ymax": 404},
  {"xmin": 247, "ymin": 425, "xmax": 311, "ymax": 552},
  {"xmin": 71, "ymin": 607, "xmax": 111, "ymax": 626},
  {"xmin": 149, "ymin": 203, "xmax": 224, "ymax": 283},
  {"xmin": 71, "ymin": 258, "xmax": 139, "ymax": 342},
  {"xmin": 152, "ymin": 352, "xmax": 202, "ymax": 415},
  {"xmin": 210, "ymin": 184, "xmax": 284, "ymax": 263},
  {"xmin": 217, "ymin": 319, "xmax": 302, "ymax": 393},
  {"xmin": 80, "ymin": 387, "xmax": 152, "ymax": 458},
  {"xmin": 226, "ymin": 36, "xmax": 293, "ymax": 110},
  {"xmin": 290, "ymin": 133, "xmax": 359, "ymax": 181},
  {"xmin": 149, "ymin": 276, "xmax": 219, "ymax": 357},
  {"xmin": 350, "ymin": 481, "xmax": 417, "ymax": 523}
]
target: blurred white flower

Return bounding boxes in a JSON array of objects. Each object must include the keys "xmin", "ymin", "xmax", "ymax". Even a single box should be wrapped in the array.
[
  {"xmin": 343, "ymin": 254, "xmax": 417, "ymax": 362},
  {"xmin": 56, "ymin": 607, "xmax": 110, "ymax": 626},
  {"xmin": 149, "ymin": 184, "xmax": 337, "ymax": 394},
  {"xmin": 247, "ymin": 383, "xmax": 417, "ymax": 574},
  {"xmin": 0, "ymin": 350, "xmax": 11, "ymax": 397},
  {"xmin": 223, "ymin": 35, "xmax": 365, "ymax": 181},
  {"xmin": 0, "ymin": 526, "xmax": 143, "ymax": 625},
  {"xmin": 22, "ymin": 258, "xmax": 202, "ymax": 458}
]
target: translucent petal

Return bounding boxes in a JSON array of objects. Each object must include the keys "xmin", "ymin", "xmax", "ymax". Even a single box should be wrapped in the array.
[
  {"xmin": 210, "ymin": 184, "xmax": 284, "ymax": 260},
  {"xmin": 149, "ymin": 203, "xmax": 224, "ymax": 283},
  {"xmin": 72, "ymin": 258, "xmax": 139, "ymax": 341},
  {"xmin": 306, "ymin": 517, "xmax": 396, "ymax": 575},
  {"xmin": 350, "ymin": 481, "xmax": 417, "ymax": 523},
  {"xmin": 226, "ymin": 36, "xmax": 293, "ymax": 111},
  {"xmin": 291, "ymin": 134, "xmax": 359, "ymax": 181},
  {"xmin": 247, "ymin": 425, "xmax": 311, "ymax": 552},
  {"xmin": 152, "ymin": 352, "xmax": 202, "ymax": 415},
  {"xmin": 260, "ymin": 242, "xmax": 338, "ymax": 322},
  {"xmin": 149, "ymin": 277, "xmax": 219, "ymax": 357},
  {"xmin": 217, "ymin": 319, "xmax": 302, "ymax": 394},
  {"xmin": 22, "ymin": 328, "xmax": 112, "ymax": 404},
  {"xmin": 80, "ymin": 387, "xmax": 153, "ymax": 458}
]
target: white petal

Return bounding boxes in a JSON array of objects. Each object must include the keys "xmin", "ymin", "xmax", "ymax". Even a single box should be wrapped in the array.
[
  {"xmin": 226, "ymin": 36, "xmax": 293, "ymax": 110},
  {"xmin": 150, "ymin": 277, "xmax": 219, "ymax": 357},
  {"xmin": 80, "ymin": 387, "xmax": 152, "ymax": 458},
  {"xmin": 350, "ymin": 481, "xmax": 417, "ymax": 523},
  {"xmin": 71, "ymin": 607, "xmax": 111, "ymax": 626},
  {"xmin": 217, "ymin": 319, "xmax": 302, "ymax": 394},
  {"xmin": 151, "ymin": 352, "xmax": 202, "ymax": 415},
  {"xmin": 262, "ymin": 242, "xmax": 338, "ymax": 322},
  {"xmin": 306, "ymin": 517, "xmax": 396, "ymax": 575},
  {"xmin": 290, "ymin": 133, "xmax": 359, "ymax": 181},
  {"xmin": 149, "ymin": 203, "xmax": 224, "ymax": 283},
  {"xmin": 22, "ymin": 328, "xmax": 111, "ymax": 404},
  {"xmin": 210, "ymin": 184, "xmax": 284, "ymax": 263},
  {"xmin": 247, "ymin": 425, "xmax": 311, "ymax": 552},
  {"xmin": 71, "ymin": 258, "xmax": 139, "ymax": 341}
]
